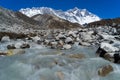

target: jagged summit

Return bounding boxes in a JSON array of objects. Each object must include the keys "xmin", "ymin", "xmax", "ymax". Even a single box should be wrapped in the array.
[{"xmin": 20, "ymin": 7, "xmax": 101, "ymax": 25}]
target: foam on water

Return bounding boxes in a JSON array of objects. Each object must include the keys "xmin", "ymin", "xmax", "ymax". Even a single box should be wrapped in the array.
[{"xmin": 0, "ymin": 44, "xmax": 120, "ymax": 80}]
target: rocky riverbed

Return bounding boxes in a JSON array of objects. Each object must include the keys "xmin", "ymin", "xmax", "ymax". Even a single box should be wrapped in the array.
[{"xmin": 0, "ymin": 26, "xmax": 120, "ymax": 80}]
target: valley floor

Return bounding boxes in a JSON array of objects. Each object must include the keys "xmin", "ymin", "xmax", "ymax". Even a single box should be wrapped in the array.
[{"xmin": 0, "ymin": 26, "xmax": 120, "ymax": 80}]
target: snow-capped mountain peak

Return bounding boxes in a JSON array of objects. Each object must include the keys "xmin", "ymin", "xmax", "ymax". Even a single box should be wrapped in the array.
[{"xmin": 19, "ymin": 7, "xmax": 100, "ymax": 25}]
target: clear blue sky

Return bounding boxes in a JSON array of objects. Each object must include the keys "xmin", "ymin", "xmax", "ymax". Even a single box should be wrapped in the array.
[{"xmin": 0, "ymin": 0, "xmax": 119, "ymax": 19}]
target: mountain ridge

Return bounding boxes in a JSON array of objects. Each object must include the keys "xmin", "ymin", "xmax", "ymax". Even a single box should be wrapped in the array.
[
  {"xmin": 87, "ymin": 17, "xmax": 120, "ymax": 27},
  {"xmin": 31, "ymin": 14, "xmax": 81, "ymax": 29},
  {"xmin": 0, "ymin": 6, "xmax": 82, "ymax": 34},
  {"xmin": 19, "ymin": 7, "xmax": 101, "ymax": 25}
]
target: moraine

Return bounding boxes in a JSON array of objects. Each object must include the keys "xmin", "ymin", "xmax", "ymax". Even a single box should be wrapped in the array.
[{"xmin": 0, "ymin": 25, "xmax": 120, "ymax": 80}]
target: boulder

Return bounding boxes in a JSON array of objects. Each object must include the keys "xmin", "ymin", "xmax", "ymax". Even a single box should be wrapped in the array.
[
  {"xmin": 111, "ymin": 28, "xmax": 117, "ymax": 34},
  {"xmin": 44, "ymin": 39, "xmax": 50, "ymax": 45},
  {"xmin": 57, "ymin": 34, "xmax": 66, "ymax": 40},
  {"xmin": 96, "ymin": 47, "xmax": 107, "ymax": 57},
  {"xmin": 32, "ymin": 36, "xmax": 41, "ymax": 42},
  {"xmin": 97, "ymin": 41, "xmax": 119, "ymax": 55},
  {"xmin": 15, "ymin": 42, "xmax": 23, "ymax": 49},
  {"xmin": 58, "ymin": 40, "xmax": 64, "ymax": 46},
  {"xmin": 7, "ymin": 49, "xmax": 25, "ymax": 56},
  {"xmin": 26, "ymin": 36, "xmax": 33, "ymax": 40},
  {"xmin": 20, "ymin": 43, "xmax": 30, "ymax": 49},
  {"xmin": 65, "ymin": 37, "xmax": 73, "ymax": 44},
  {"xmin": 63, "ymin": 44, "xmax": 72, "ymax": 49},
  {"xmin": 13, "ymin": 49, "xmax": 25, "ymax": 54},
  {"xmin": 57, "ymin": 40, "xmax": 64, "ymax": 49},
  {"xmin": 75, "ymin": 37, "xmax": 80, "ymax": 42},
  {"xmin": 79, "ymin": 41, "xmax": 90, "ymax": 46},
  {"xmin": 49, "ymin": 41, "xmax": 58, "ymax": 49},
  {"xmin": 0, "ymin": 51, "xmax": 7, "ymax": 56},
  {"xmin": 112, "ymin": 23, "xmax": 117, "ymax": 27},
  {"xmin": 104, "ymin": 53, "xmax": 114, "ymax": 62},
  {"xmin": 80, "ymin": 32, "xmax": 92, "ymax": 41},
  {"xmin": 37, "ymin": 40, "xmax": 43, "ymax": 44},
  {"xmin": 7, "ymin": 44, "xmax": 16, "ymax": 49},
  {"xmin": 56, "ymin": 71, "xmax": 64, "ymax": 80},
  {"xmin": 100, "ymin": 42, "xmax": 119, "ymax": 52},
  {"xmin": 98, "ymin": 64, "xmax": 113, "ymax": 77},
  {"xmin": 96, "ymin": 47, "xmax": 120, "ymax": 63},
  {"xmin": 68, "ymin": 53, "xmax": 85, "ymax": 59},
  {"xmin": 113, "ymin": 54, "xmax": 120, "ymax": 63},
  {"xmin": 50, "ymin": 41, "xmax": 58, "ymax": 45},
  {"xmin": 68, "ymin": 31, "xmax": 77, "ymax": 38},
  {"xmin": 1, "ymin": 36, "xmax": 10, "ymax": 42}
]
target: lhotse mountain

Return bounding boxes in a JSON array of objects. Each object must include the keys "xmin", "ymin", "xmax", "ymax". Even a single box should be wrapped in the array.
[{"xmin": 20, "ymin": 7, "xmax": 100, "ymax": 25}]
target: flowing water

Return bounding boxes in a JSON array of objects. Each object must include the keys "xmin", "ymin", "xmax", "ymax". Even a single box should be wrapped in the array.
[{"xmin": 0, "ymin": 42, "xmax": 120, "ymax": 80}]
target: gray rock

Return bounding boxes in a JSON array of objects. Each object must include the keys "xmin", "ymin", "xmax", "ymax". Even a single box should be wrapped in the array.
[
  {"xmin": 1, "ymin": 36, "xmax": 10, "ymax": 42},
  {"xmin": 63, "ymin": 44, "xmax": 72, "ymax": 49},
  {"xmin": 65, "ymin": 37, "xmax": 73, "ymax": 44},
  {"xmin": 7, "ymin": 44, "xmax": 16, "ymax": 49},
  {"xmin": 20, "ymin": 43, "xmax": 30, "ymax": 49}
]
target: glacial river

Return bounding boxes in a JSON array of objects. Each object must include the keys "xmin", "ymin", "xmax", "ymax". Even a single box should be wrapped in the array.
[{"xmin": 0, "ymin": 43, "xmax": 120, "ymax": 80}]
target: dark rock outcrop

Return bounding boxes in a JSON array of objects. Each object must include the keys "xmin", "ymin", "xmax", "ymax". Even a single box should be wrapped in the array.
[
  {"xmin": 7, "ymin": 44, "xmax": 16, "ymax": 49},
  {"xmin": 96, "ymin": 47, "xmax": 107, "ymax": 57},
  {"xmin": 20, "ymin": 43, "xmax": 30, "ymax": 49}
]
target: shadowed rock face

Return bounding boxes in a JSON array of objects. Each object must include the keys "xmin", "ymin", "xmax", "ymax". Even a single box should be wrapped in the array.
[
  {"xmin": 31, "ymin": 14, "xmax": 82, "ymax": 29},
  {"xmin": 96, "ymin": 47, "xmax": 107, "ymax": 57}
]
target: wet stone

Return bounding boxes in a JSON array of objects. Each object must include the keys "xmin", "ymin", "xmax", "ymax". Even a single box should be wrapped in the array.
[
  {"xmin": 67, "ymin": 53, "xmax": 85, "ymax": 59},
  {"xmin": 98, "ymin": 64, "xmax": 113, "ymax": 77},
  {"xmin": 20, "ymin": 43, "xmax": 30, "ymax": 49},
  {"xmin": 7, "ymin": 44, "xmax": 16, "ymax": 49}
]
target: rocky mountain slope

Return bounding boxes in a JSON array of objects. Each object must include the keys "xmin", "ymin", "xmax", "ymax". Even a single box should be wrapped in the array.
[
  {"xmin": 31, "ymin": 14, "xmax": 81, "ymax": 29},
  {"xmin": 0, "ymin": 7, "xmax": 41, "ymax": 33},
  {"xmin": 87, "ymin": 18, "xmax": 120, "ymax": 27},
  {"xmin": 0, "ymin": 7, "xmax": 81, "ymax": 35},
  {"xmin": 20, "ymin": 7, "xmax": 100, "ymax": 25}
]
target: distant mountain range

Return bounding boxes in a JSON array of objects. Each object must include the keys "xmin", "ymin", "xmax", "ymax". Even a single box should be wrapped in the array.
[
  {"xmin": 20, "ymin": 7, "xmax": 100, "ymax": 25},
  {"xmin": 0, "ymin": 6, "xmax": 120, "ymax": 36}
]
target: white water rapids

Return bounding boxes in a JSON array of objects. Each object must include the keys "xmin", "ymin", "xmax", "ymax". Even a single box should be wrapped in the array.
[{"xmin": 0, "ymin": 42, "xmax": 120, "ymax": 80}]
